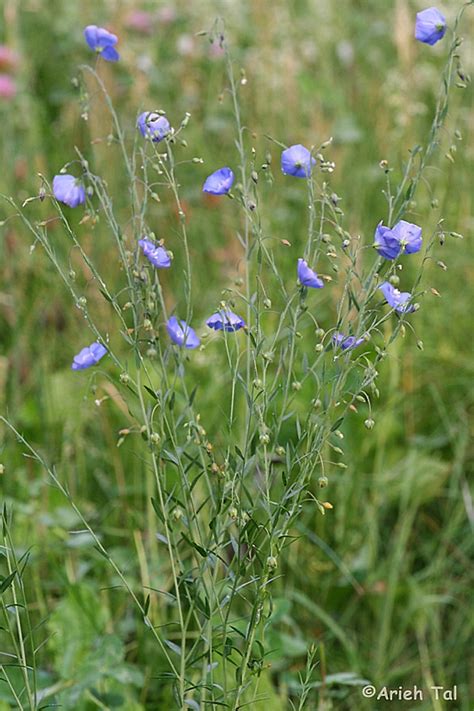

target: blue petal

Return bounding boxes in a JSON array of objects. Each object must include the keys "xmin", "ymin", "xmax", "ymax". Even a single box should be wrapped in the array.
[
  {"xmin": 139, "ymin": 238, "xmax": 171, "ymax": 268},
  {"xmin": 281, "ymin": 145, "xmax": 315, "ymax": 178},
  {"xmin": 167, "ymin": 317, "xmax": 200, "ymax": 349},
  {"xmin": 101, "ymin": 45, "xmax": 120, "ymax": 62},
  {"xmin": 374, "ymin": 223, "xmax": 401, "ymax": 260},
  {"xmin": 72, "ymin": 342, "xmax": 107, "ymax": 370},
  {"xmin": 297, "ymin": 259, "xmax": 324, "ymax": 288},
  {"xmin": 137, "ymin": 112, "xmax": 171, "ymax": 142},
  {"xmin": 53, "ymin": 175, "xmax": 85, "ymax": 208},
  {"xmin": 202, "ymin": 167, "xmax": 234, "ymax": 195},
  {"xmin": 415, "ymin": 8, "xmax": 446, "ymax": 45},
  {"xmin": 206, "ymin": 310, "xmax": 245, "ymax": 331}
]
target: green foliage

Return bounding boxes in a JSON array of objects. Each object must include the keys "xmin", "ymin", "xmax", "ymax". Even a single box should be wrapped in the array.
[{"xmin": 0, "ymin": 1, "xmax": 472, "ymax": 709}]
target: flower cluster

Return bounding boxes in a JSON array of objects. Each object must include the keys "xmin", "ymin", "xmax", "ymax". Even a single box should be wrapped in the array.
[{"xmin": 63, "ymin": 10, "xmax": 445, "ymax": 369}]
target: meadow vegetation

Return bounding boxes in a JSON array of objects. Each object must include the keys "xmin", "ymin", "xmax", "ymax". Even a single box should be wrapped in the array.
[{"xmin": 0, "ymin": 1, "xmax": 472, "ymax": 709}]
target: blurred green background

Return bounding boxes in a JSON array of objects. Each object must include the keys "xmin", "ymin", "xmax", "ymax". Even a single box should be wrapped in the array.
[{"xmin": 0, "ymin": 0, "xmax": 473, "ymax": 709}]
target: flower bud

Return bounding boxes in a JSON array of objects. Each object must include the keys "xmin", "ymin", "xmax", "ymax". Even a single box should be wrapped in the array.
[
  {"xmin": 364, "ymin": 418, "xmax": 375, "ymax": 430},
  {"xmin": 318, "ymin": 476, "xmax": 328, "ymax": 488},
  {"xmin": 266, "ymin": 556, "xmax": 278, "ymax": 570},
  {"xmin": 119, "ymin": 372, "xmax": 130, "ymax": 384},
  {"xmin": 172, "ymin": 507, "xmax": 183, "ymax": 521},
  {"xmin": 150, "ymin": 432, "xmax": 161, "ymax": 445}
]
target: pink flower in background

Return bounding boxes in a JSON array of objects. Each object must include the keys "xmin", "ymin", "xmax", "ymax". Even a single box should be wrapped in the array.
[
  {"xmin": 157, "ymin": 7, "xmax": 177, "ymax": 24},
  {"xmin": 209, "ymin": 42, "xmax": 225, "ymax": 60},
  {"xmin": 125, "ymin": 10, "xmax": 155, "ymax": 34},
  {"xmin": 0, "ymin": 45, "xmax": 19, "ymax": 72},
  {"xmin": 0, "ymin": 74, "xmax": 16, "ymax": 99}
]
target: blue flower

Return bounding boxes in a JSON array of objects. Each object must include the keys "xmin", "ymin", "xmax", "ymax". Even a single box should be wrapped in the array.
[
  {"xmin": 52, "ymin": 175, "xmax": 86, "ymax": 208},
  {"xmin": 297, "ymin": 259, "xmax": 324, "ymax": 288},
  {"xmin": 137, "ymin": 112, "xmax": 171, "ymax": 142},
  {"xmin": 202, "ymin": 167, "xmax": 234, "ymax": 195},
  {"xmin": 374, "ymin": 220, "xmax": 422, "ymax": 260},
  {"xmin": 393, "ymin": 220, "xmax": 422, "ymax": 254},
  {"xmin": 72, "ymin": 342, "xmax": 107, "ymax": 370},
  {"xmin": 206, "ymin": 310, "xmax": 245, "ymax": 332},
  {"xmin": 333, "ymin": 333, "xmax": 365, "ymax": 351},
  {"xmin": 379, "ymin": 282, "xmax": 415, "ymax": 313},
  {"xmin": 138, "ymin": 238, "xmax": 171, "ymax": 268},
  {"xmin": 281, "ymin": 144, "xmax": 315, "ymax": 178},
  {"xmin": 84, "ymin": 25, "xmax": 120, "ymax": 61},
  {"xmin": 415, "ymin": 7, "xmax": 447, "ymax": 45},
  {"xmin": 374, "ymin": 222, "xmax": 401, "ymax": 260},
  {"xmin": 166, "ymin": 316, "xmax": 200, "ymax": 349}
]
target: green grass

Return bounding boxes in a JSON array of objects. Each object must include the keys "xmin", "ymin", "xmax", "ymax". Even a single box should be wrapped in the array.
[{"xmin": 0, "ymin": 1, "xmax": 473, "ymax": 709}]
